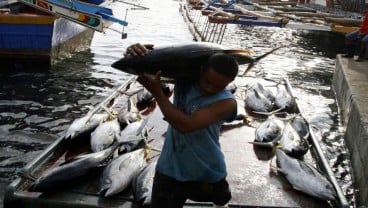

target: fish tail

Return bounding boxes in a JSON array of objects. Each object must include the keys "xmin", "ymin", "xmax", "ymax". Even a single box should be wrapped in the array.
[
  {"xmin": 254, "ymin": 45, "xmax": 284, "ymax": 63},
  {"xmin": 243, "ymin": 62, "xmax": 255, "ymax": 75}
]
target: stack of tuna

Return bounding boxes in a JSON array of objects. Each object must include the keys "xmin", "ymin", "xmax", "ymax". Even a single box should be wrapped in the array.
[
  {"xmin": 27, "ymin": 81, "xmax": 171, "ymax": 207},
  {"xmin": 245, "ymin": 80, "xmax": 337, "ymax": 202}
]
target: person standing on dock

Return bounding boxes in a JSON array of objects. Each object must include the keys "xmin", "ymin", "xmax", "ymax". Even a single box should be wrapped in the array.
[
  {"xmin": 342, "ymin": 4, "xmax": 368, "ymax": 61},
  {"xmin": 125, "ymin": 43, "xmax": 238, "ymax": 208}
]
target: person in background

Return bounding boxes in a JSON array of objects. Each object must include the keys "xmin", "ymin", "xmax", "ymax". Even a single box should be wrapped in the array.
[
  {"xmin": 342, "ymin": 4, "xmax": 368, "ymax": 62},
  {"xmin": 125, "ymin": 43, "xmax": 238, "ymax": 208}
]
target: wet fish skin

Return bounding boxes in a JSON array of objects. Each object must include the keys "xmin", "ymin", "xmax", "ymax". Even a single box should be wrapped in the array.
[
  {"xmin": 245, "ymin": 90, "xmax": 273, "ymax": 113},
  {"xmin": 291, "ymin": 115, "xmax": 310, "ymax": 139},
  {"xmin": 275, "ymin": 85, "xmax": 296, "ymax": 111},
  {"xmin": 250, "ymin": 82, "xmax": 275, "ymax": 102},
  {"xmin": 64, "ymin": 113, "xmax": 108, "ymax": 141},
  {"xmin": 279, "ymin": 123, "xmax": 309, "ymax": 158},
  {"xmin": 111, "ymin": 42, "xmax": 253, "ymax": 80},
  {"xmin": 118, "ymin": 120, "xmax": 147, "ymax": 143},
  {"xmin": 99, "ymin": 148, "xmax": 147, "ymax": 197},
  {"xmin": 119, "ymin": 138, "xmax": 146, "ymax": 154},
  {"xmin": 90, "ymin": 118, "xmax": 121, "ymax": 152},
  {"xmin": 255, "ymin": 117, "xmax": 284, "ymax": 142},
  {"xmin": 132, "ymin": 161, "xmax": 157, "ymax": 206},
  {"xmin": 30, "ymin": 143, "xmax": 118, "ymax": 192},
  {"xmin": 275, "ymin": 149, "xmax": 337, "ymax": 201}
]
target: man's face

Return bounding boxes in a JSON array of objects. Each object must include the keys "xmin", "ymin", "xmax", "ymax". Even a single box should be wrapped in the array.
[{"xmin": 199, "ymin": 68, "xmax": 232, "ymax": 96}]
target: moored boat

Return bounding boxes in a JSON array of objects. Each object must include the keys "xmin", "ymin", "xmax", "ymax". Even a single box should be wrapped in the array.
[{"xmin": 0, "ymin": 0, "xmax": 127, "ymax": 69}]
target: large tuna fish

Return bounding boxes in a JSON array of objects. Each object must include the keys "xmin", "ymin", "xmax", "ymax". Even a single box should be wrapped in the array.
[
  {"xmin": 99, "ymin": 148, "xmax": 147, "ymax": 197},
  {"xmin": 254, "ymin": 117, "xmax": 284, "ymax": 143},
  {"xmin": 275, "ymin": 149, "xmax": 337, "ymax": 201},
  {"xmin": 64, "ymin": 113, "xmax": 108, "ymax": 141},
  {"xmin": 278, "ymin": 123, "xmax": 309, "ymax": 158},
  {"xmin": 275, "ymin": 84, "xmax": 296, "ymax": 112},
  {"xmin": 132, "ymin": 161, "xmax": 157, "ymax": 206},
  {"xmin": 30, "ymin": 143, "xmax": 118, "ymax": 192},
  {"xmin": 111, "ymin": 42, "xmax": 281, "ymax": 79},
  {"xmin": 245, "ymin": 90, "xmax": 273, "ymax": 113},
  {"xmin": 90, "ymin": 118, "xmax": 121, "ymax": 152}
]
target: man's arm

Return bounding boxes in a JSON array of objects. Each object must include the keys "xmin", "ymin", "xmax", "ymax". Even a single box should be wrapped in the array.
[{"xmin": 138, "ymin": 72, "xmax": 236, "ymax": 133}]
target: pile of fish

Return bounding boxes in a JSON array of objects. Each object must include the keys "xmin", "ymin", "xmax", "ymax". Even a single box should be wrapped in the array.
[
  {"xmin": 247, "ymin": 80, "xmax": 337, "ymax": 202},
  {"xmin": 25, "ymin": 81, "xmax": 169, "ymax": 207},
  {"xmin": 245, "ymin": 82, "xmax": 296, "ymax": 114}
]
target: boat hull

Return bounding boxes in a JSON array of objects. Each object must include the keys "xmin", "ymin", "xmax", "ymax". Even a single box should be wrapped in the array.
[{"xmin": 0, "ymin": 5, "xmax": 95, "ymax": 69}]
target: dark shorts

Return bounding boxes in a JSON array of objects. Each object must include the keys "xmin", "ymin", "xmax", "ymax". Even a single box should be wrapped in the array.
[
  {"xmin": 150, "ymin": 171, "xmax": 231, "ymax": 208},
  {"xmin": 346, "ymin": 31, "xmax": 368, "ymax": 43}
]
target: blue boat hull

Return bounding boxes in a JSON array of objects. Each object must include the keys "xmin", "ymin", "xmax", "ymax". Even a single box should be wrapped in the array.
[{"xmin": 0, "ymin": 4, "xmax": 95, "ymax": 69}]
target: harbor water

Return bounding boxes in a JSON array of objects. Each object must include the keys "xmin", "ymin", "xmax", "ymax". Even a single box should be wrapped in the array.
[{"xmin": 0, "ymin": 0, "xmax": 354, "ymax": 207}]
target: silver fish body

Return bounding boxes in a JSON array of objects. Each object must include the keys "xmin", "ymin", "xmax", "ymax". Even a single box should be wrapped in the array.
[
  {"xmin": 291, "ymin": 115, "xmax": 310, "ymax": 139},
  {"xmin": 111, "ymin": 42, "xmax": 254, "ymax": 80},
  {"xmin": 30, "ymin": 143, "xmax": 118, "ymax": 192},
  {"xmin": 132, "ymin": 161, "xmax": 157, "ymax": 206},
  {"xmin": 99, "ymin": 148, "xmax": 147, "ymax": 197},
  {"xmin": 275, "ymin": 149, "xmax": 337, "ymax": 201},
  {"xmin": 250, "ymin": 82, "xmax": 275, "ymax": 102},
  {"xmin": 118, "ymin": 120, "xmax": 146, "ymax": 143},
  {"xmin": 279, "ymin": 123, "xmax": 309, "ymax": 158},
  {"xmin": 255, "ymin": 117, "xmax": 284, "ymax": 142},
  {"xmin": 275, "ymin": 85, "xmax": 295, "ymax": 111},
  {"xmin": 64, "ymin": 113, "xmax": 108, "ymax": 141},
  {"xmin": 245, "ymin": 90, "xmax": 273, "ymax": 113},
  {"xmin": 90, "ymin": 118, "xmax": 121, "ymax": 152}
]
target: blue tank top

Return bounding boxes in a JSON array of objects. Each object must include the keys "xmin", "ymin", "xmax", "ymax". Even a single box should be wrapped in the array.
[{"xmin": 156, "ymin": 81, "xmax": 237, "ymax": 183}]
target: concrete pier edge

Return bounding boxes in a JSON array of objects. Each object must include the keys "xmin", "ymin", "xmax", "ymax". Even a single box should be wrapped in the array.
[{"xmin": 332, "ymin": 54, "xmax": 368, "ymax": 207}]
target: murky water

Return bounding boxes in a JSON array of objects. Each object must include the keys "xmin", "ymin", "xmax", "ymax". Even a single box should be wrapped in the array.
[{"xmin": 0, "ymin": 0, "xmax": 354, "ymax": 207}]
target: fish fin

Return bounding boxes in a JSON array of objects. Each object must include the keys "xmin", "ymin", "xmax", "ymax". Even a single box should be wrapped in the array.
[
  {"xmin": 223, "ymin": 49, "xmax": 252, "ymax": 55},
  {"xmin": 136, "ymin": 116, "xmax": 150, "ymax": 136},
  {"xmin": 254, "ymin": 45, "xmax": 284, "ymax": 63},
  {"xmin": 243, "ymin": 62, "xmax": 255, "ymax": 75},
  {"xmin": 243, "ymin": 46, "xmax": 284, "ymax": 76},
  {"xmin": 248, "ymin": 141, "xmax": 274, "ymax": 148}
]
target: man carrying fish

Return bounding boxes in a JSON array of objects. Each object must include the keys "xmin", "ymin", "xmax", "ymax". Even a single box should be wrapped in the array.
[{"xmin": 126, "ymin": 43, "xmax": 238, "ymax": 208}]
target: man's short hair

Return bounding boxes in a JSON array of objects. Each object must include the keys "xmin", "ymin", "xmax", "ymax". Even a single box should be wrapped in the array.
[{"xmin": 204, "ymin": 53, "xmax": 239, "ymax": 80}]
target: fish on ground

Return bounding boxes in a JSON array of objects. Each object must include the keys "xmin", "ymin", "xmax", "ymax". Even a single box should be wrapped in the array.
[
  {"xmin": 278, "ymin": 122, "xmax": 309, "ymax": 158},
  {"xmin": 274, "ymin": 148, "xmax": 337, "ymax": 201},
  {"xmin": 64, "ymin": 113, "xmax": 108, "ymax": 141},
  {"xmin": 29, "ymin": 143, "xmax": 118, "ymax": 192},
  {"xmin": 111, "ymin": 42, "xmax": 282, "ymax": 79},
  {"xmin": 250, "ymin": 82, "xmax": 275, "ymax": 103},
  {"xmin": 99, "ymin": 148, "xmax": 147, "ymax": 197},
  {"xmin": 274, "ymin": 84, "xmax": 296, "ymax": 112},
  {"xmin": 90, "ymin": 118, "xmax": 121, "ymax": 152},
  {"xmin": 254, "ymin": 117, "xmax": 284, "ymax": 143},
  {"xmin": 132, "ymin": 160, "xmax": 157, "ymax": 207},
  {"xmin": 290, "ymin": 114, "xmax": 310, "ymax": 139},
  {"xmin": 245, "ymin": 89, "xmax": 273, "ymax": 113},
  {"xmin": 118, "ymin": 119, "xmax": 149, "ymax": 143}
]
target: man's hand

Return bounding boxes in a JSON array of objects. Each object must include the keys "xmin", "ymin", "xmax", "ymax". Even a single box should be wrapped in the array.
[
  {"xmin": 137, "ymin": 71, "xmax": 164, "ymax": 98},
  {"xmin": 124, "ymin": 43, "xmax": 154, "ymax": 56}
]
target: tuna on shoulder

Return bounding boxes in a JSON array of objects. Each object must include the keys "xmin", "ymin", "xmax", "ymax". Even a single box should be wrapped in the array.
[{"xmin": 111, "ymin": 42, "xmax": 282, "ymax": 79}]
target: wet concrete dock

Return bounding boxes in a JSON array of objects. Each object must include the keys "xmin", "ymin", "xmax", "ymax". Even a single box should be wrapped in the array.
[{"xmin": 332, "ymin": 55, "xmax": 368, "ymax": 207}]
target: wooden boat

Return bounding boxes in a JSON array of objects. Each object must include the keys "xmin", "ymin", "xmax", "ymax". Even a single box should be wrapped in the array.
[
  {"xmin": 4, "ymin": 76, "xmax": 349, "ymax": 207},
  {"xmin": 0, "ymin": 0, "xmax": 127, "ymax": 69}
]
